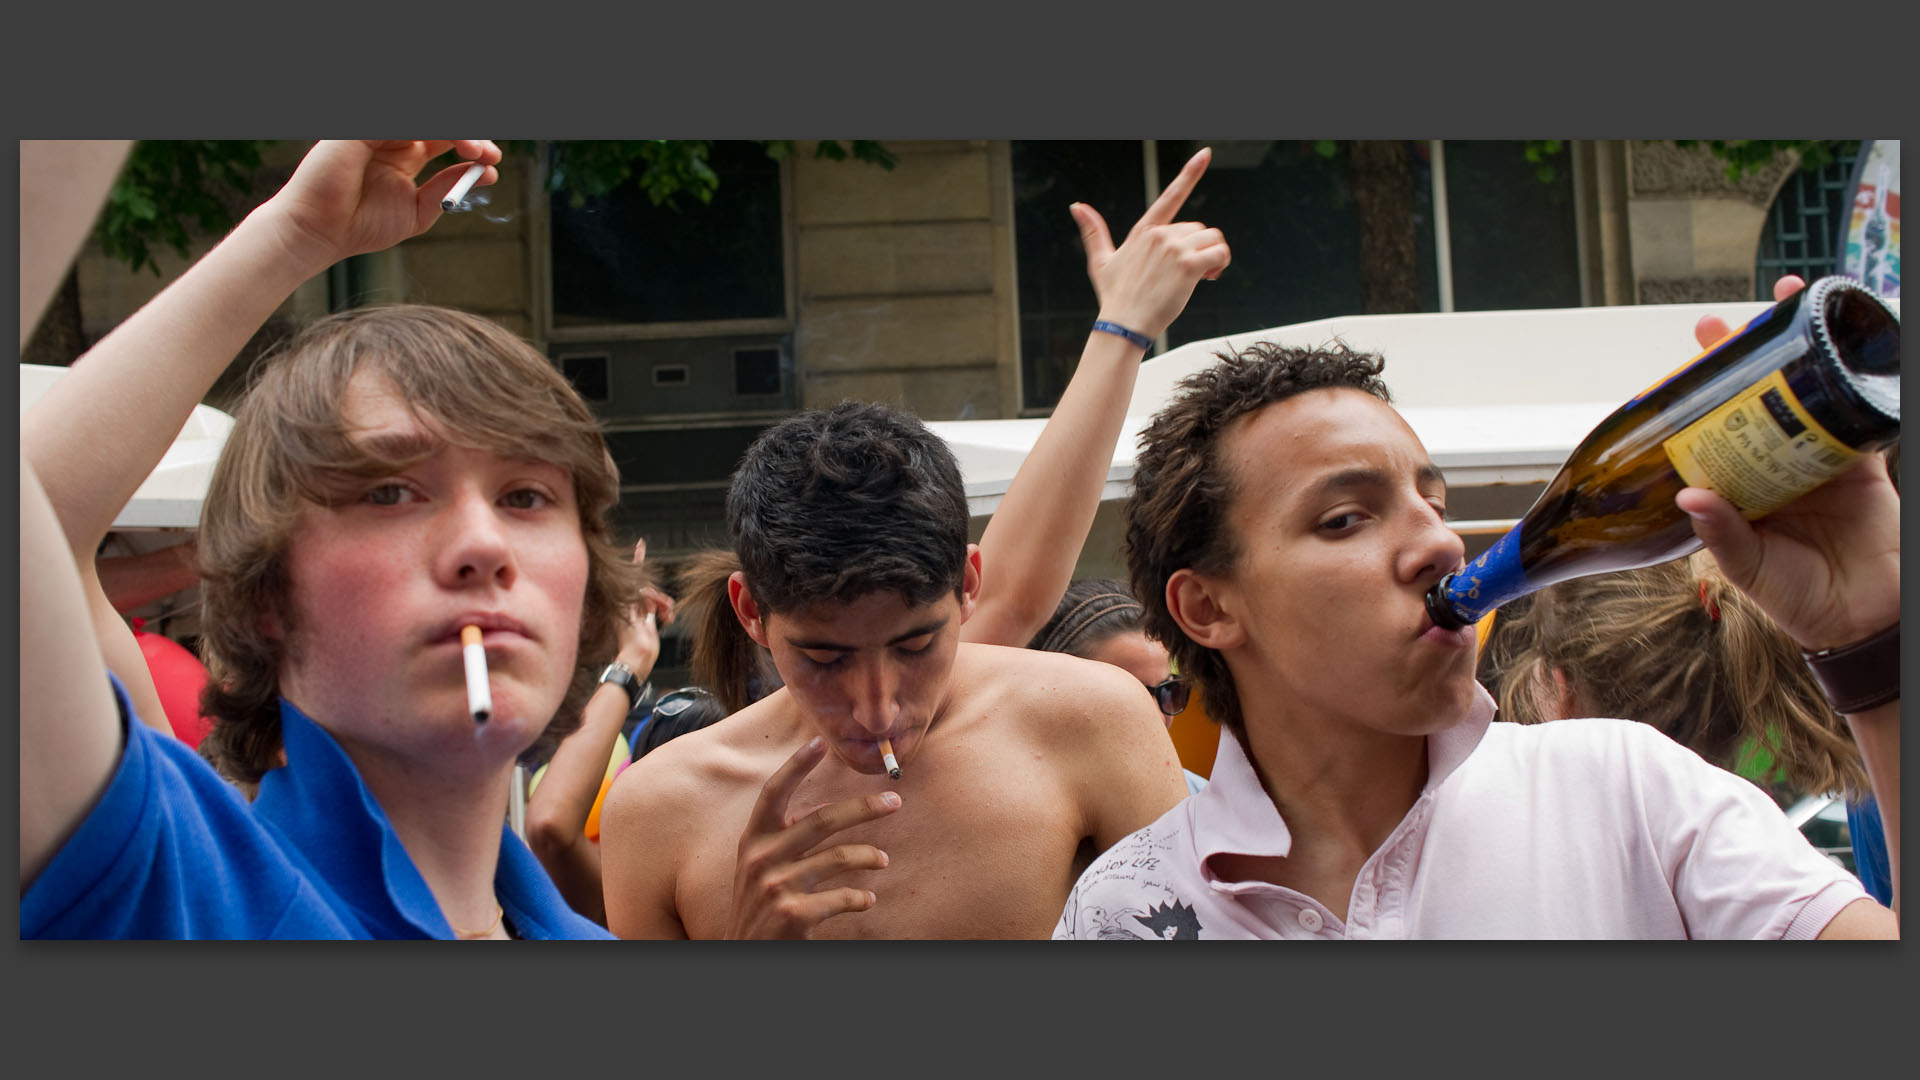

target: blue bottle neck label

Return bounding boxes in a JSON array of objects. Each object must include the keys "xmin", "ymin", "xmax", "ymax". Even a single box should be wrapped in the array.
[{"xmin": 1440, "ymin": 526, "xmax": 1530, "ymax": 625}]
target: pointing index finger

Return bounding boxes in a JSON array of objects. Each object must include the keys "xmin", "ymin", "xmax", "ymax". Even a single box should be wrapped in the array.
[{"xmin": 1138, "ymin": 146, "xmax": 1212, "ymax": 229}]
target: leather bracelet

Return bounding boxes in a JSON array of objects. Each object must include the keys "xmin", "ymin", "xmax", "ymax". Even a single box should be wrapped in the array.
[
  {"xmin": 1802, "ymin": 622, "xmax": 1899, "ymax": 715},
  {"xmin": 1092, "ymin": 320, "xmax": 1154, "ymax": 351}
]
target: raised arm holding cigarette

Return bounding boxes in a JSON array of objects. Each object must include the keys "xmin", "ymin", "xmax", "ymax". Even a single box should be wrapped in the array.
[{"xmin": 21, "ymin": 141, "xmax": 649, "ymax": 940}]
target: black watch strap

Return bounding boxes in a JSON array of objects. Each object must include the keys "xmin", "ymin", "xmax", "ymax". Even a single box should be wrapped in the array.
[
  {"xmin": 598, "ymin": 661, "xmax": 643, "ymax": 711},
  {"xmin": 1803, "ymin": 623, "xmax": 1899, "ymax": 715}
]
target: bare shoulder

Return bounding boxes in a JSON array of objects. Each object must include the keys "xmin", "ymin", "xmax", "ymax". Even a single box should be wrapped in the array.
[
  {"xmin": 950, "ymin": 645, "xmax": 1186, "ymax": 849},
  {"xmin": 602, "ymin": 702, "xmax": 785, "ymax": 847},
  {"xmin": 953, "ymin": 643, "xmax": 1167, "ymax": 748}
]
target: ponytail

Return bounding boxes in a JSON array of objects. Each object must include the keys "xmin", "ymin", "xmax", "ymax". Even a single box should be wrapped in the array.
[{"xmin": 676, "ymin": 548, "xmax": 781, "ymax": 714}]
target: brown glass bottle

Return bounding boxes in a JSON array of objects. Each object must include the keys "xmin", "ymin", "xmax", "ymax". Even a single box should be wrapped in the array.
[{"xmin": 1427, "ymin": 276, "xmax": 1900, "ymax": 631}]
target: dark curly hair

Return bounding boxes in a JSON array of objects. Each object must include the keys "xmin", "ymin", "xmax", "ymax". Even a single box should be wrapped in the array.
[
  {"xmin": 727, "ymin": 400, "xmax": 970, "ymax": 615},
  {"xmin": 1125, "ymin": 341, "xmax": 1391, "ymax": 737}
]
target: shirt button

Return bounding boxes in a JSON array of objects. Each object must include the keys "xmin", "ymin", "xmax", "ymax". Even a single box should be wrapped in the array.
[{"xmin": 1298, "ymin": 908, "xmax": 1323, "ymax": 932}]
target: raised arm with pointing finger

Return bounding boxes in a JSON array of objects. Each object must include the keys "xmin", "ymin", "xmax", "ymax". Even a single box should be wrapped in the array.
[{"xmin": 963, "ymin": 147, "xmax": 1231, "ymax": 647}]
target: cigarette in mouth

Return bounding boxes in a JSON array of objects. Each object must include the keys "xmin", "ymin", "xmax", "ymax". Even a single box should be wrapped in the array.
[
  {"xmin": 441, "ymin": 162, "xmax": 486, "ymax": 211},
  {"xmin": 879, "ymin": 737, "xmax": 900, "ymax": 780},
  {"xmin": 461, "ymin": 624, "xmax": 492, "ymax": 724}
]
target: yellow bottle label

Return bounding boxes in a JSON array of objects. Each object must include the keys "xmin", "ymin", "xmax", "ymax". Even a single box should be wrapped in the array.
[{"xmin": 1662, "ymin": 369, "xmax": 1860, "ymax": 519}]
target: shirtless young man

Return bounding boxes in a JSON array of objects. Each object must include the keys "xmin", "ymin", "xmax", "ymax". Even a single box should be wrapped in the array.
[{"xmin": 598, "ymin": 401, "xmax": 1191, "ymax": 939}]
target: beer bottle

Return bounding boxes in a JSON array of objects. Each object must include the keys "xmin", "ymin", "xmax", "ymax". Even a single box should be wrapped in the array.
[{"xmin": 1426, "ymin": 276, "xmax": 1900, "ymax": 631}]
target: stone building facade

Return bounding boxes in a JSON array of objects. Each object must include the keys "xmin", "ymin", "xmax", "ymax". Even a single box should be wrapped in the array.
[
  {"xmin": 43, "ymin": 137, "xmax": 1833, "ymax": 683},
  {"xmin": 62, "ymin": 139, "xmax": 1809, "ymax": 411},
  {"xmin": 51, "ymin": 139, "xmax": 1815, "ymax": 609}
]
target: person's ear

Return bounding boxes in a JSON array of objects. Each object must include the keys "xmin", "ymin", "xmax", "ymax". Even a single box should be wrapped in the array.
[
  {"xmin": 1166, "ymin": 569, "xmax": 1244, "ymax": 651},
  {"xmin": 957, "ymin": 544, "xmax": 983, "ymax": 623},
  {"xmin": 257, "ymin": 599, "xmax": 285, "ymax": 644},
  {"xmin": 728, "ymin": 572, "xmax": 771, "ymax": 648},
  {"xmin": 1550, "ymin": 667, "xmax": 1580, "ymax": 720}
]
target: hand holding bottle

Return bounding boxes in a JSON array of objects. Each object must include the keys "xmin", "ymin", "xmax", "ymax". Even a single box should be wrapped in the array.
[
  {"xmin": 1427, "ymin": 275, "xmax": 1898, "ymax": 631},
  {"xmin": 1679, "ymin": 275, "xmax": 1900, "ymax": 652},
  {"xmin": 1677, "ymin": 453, "xmax": 1898, "ymax": 654},
  {"xmin": 1693, "ymin": 274, "xmax": 1805, "ymax": 352}
]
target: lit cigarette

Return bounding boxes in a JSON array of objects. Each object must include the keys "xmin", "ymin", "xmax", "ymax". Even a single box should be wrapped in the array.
[
  {"xmin": 461, "ymin": 624, "xmax": 492, "ymax": 724},
  {"xmin": 879, "ymin": 737, "xmax": 900, "ymax": 780},
  {"xmin": 441, "ymin": 162, "xmax": 486, "ymax": 211}
]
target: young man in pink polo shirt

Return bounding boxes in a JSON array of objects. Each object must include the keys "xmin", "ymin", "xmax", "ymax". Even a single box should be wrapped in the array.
[{"xmin": 1056, "ymin": 327, "xmax": 1899, "ymax": 940}]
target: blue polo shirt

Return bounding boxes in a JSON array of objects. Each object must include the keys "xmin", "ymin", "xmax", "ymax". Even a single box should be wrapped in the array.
[{"xmin": 23, "ymin": 674, "xmax": 613, "ymax": 940}]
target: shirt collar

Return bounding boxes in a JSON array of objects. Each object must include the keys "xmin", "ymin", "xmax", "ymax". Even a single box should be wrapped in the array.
[
  {"xmin": 253, "ymin": 701, "xmax": 609, "ymax": 940},
  {"xmin": 1191, "ymin": 682, "xmax": 1496, "ymax": 882}
]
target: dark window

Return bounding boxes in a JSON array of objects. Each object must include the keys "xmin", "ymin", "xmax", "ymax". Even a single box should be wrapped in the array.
[
  {"xmin": 1012, "ymin": 140, "xmax": 1577, "ymax": 410},
  {"xmin": 1154, "ymin": 139, "xmax": 1440, "ymax": 346},
  {"xmin": 549, "ymin": 141, "xmax": 785, "ymax": 326},
  {"xmin": 603, "ymin": 424, "xmax": 773, "ymax": 488},
  {"xmin": 733, "ymin": 346, "xmax": 784, "ymax": 396},
  {"xmin": 557, "ymin": 353, "xmax": 609, "ymax": 401},
  {"xmin": 1442, "ymin": 141, "xmax": 1581, "ymax": 311},
  {"xmin": 1012, "ymin": 141, "xmax": 1147, "ymax": 411}
]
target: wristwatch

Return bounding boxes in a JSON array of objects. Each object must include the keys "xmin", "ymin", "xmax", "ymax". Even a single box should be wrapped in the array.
[{"xmin": 597, "ymin": 661, "xmax": 643, "ymax": 711}]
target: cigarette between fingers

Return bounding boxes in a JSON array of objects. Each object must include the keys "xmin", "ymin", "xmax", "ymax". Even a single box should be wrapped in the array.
[
  {"xmin": 442, "ymin": 162, "xmax": 486, "ymax": 211},
  {"xmin": 879, "ymin": 737, "xmax": 900, "ymax": 780},
  {"xmin": 462, "ymin": 624, "xmax": 492, "ymax": 724}
]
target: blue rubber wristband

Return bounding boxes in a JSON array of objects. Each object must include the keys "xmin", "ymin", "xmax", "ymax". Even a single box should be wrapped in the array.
[{"xmin": 1091, "ymin": 320, "xmax": 1154, "ymax": 350}]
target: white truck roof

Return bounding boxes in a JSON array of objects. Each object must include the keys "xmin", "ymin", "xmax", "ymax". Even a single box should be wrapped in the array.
[{"xmin": 930, "ymin": 295, "xmax": 1899, "ymax": 527}]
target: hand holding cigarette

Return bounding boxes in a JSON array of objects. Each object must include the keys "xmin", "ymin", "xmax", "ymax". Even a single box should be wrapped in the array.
[
  {"xmin": 724, "ymin": 737, "xmax": 900, "ymax": 939},
  {"xmin": 441, "ymin": 162, "xmax": 486, "ymax": 212},
  {"xmin": 260, "ymin": 140, "xmax": 502, "ymax": 272}
]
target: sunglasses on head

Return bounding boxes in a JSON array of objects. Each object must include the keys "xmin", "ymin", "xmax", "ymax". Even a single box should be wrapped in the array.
[
  {"xmin": 1149, "ymin": 675, "xmax": 1190, "ymax": 717},
  {"xmin": 650, "ymin": 687, "xmax": 713, "ymax": 718}
]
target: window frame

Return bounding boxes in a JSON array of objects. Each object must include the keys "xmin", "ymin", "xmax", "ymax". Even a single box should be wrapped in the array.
[
  {"xmin": 529, "ymin": 140, "xmax": 800, "ymax": 348},
  {"xmin": 1007, "ymin": 139, "xmax": 1599, "ymax": 415}
]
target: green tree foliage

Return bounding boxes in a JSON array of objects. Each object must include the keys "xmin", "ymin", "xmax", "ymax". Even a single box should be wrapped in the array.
[
  {"xmin": 98, "ymin": 140, "xmax": 275, "ymax": 275},
  {"xmin": 515, "ymin": 139, "xmax": 897, "ymax": 209},
  {"xmin": 95, "ymin": 140, "xmax": 900, "ymax": 275},
  {"xmin": 1669, "ymin": 139, "xmax": 1858, "ymax": 180},
  {"xmin": 1523, "ymin": 140, "xmax": 1565, "ymax": 183}
]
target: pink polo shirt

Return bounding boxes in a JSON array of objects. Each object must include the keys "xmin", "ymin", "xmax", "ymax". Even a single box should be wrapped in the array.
[{"xmin": 1054, "ymin": 686, "xmax": 1867, "ymax": 940}]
